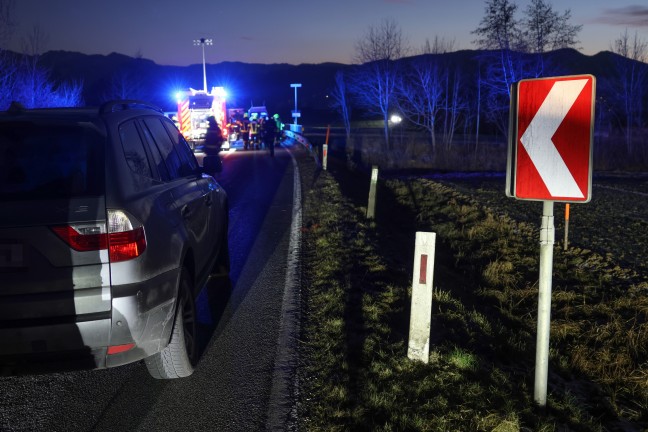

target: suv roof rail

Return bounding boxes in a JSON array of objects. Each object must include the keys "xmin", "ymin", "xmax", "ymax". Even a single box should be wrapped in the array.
[{"xmin": 100, "ymin": 100, "xmax": 163, "ymax": 114}]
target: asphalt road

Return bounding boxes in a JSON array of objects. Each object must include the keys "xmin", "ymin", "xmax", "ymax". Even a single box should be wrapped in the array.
[{"xmin": 0, "ymin": 142, "xmax": 300, "ymax": 432}]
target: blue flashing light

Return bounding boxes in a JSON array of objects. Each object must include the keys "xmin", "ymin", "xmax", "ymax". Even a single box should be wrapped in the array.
[{"xmin": 212, "ymin": 86, "xmax": 227, "ymax": 100}]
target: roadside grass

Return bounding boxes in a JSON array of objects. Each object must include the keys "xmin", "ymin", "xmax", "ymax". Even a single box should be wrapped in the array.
[{"xmin": 295, "ymin": 150, "xmax": 647, "ymax": 431}]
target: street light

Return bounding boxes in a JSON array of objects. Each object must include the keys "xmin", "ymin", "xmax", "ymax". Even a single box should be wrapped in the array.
[
  {"xmin": 193, "ymin": 38, "xmax": 213, "ymax": 92},
  {"xmin": 290, "ymin": 83, "xmax": 302, "ymax": 126}
]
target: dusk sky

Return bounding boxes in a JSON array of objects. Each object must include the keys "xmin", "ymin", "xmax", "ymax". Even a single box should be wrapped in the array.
[{"xmin": 6, "ymin": 0, "xmax": 648, "ymax": 66}]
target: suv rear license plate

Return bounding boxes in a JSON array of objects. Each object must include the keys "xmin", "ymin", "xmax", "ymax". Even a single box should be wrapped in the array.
[{"xmin": 0, "ymin": 242, "xmax": 25, "ymax": 268}]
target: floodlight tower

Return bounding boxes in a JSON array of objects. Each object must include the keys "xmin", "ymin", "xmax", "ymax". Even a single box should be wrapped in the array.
[{"xmin": 193, "ymin": 38, "xmax": 213, "ymax": 92}]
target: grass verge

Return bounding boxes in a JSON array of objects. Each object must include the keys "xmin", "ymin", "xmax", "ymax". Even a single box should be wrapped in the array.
[{"xmin": 295, "ymin": 148, "xmax": 647, "ymax": 432}]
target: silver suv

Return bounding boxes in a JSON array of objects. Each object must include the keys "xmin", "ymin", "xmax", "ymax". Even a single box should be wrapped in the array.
[{"xmin": 0, "ymin": 101, "xmax": 229, "ymax": 379}]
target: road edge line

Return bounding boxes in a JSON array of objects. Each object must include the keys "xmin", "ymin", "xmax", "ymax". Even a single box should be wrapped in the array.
[{"xmin": 266, "ymin": 146, "xmax": 303, "ymax": 431}]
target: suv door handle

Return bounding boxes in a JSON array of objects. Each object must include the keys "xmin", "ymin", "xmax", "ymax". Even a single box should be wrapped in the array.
[
  {"xmin": 181, "ymin": 205, "xmax": 192, "ymax": 219},
  {"xmin": 204, "ymin": 194, "xmax": 212, "ymax": 207}
]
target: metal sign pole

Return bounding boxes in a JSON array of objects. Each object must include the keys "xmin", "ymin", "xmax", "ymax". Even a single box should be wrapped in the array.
[
  {"xmin": 534, "ymin": 200, "xmax": 555, "ymax": 407},
  {"xmin": 564, "ymin": 203, "xmax": 570, "ymax": 250}
]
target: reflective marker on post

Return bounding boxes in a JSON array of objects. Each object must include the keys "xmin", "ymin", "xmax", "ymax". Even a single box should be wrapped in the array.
[
  {"xmin": 419, "ymin": 254, "xmax": 428, "ymax": 284},
  {"xmin": 408, "ymin": 232, "xmax": 436, "ymax": 363}
]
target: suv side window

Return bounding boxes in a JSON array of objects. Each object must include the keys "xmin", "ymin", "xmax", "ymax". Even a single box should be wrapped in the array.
[
  {"xmin": 162, "ymin": 118, "xmax": 199, "ymax": 174},
  {"xmin": 119, "ymin": 120, "xmax": 153, "ymax": 178},
  {"xmin": 141, "ymin": 117, "xmax": 185, "ymax": 180}
]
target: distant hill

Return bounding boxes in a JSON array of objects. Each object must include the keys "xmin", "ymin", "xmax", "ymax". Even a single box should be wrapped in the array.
[
  {"xmin": 27, "ymin": 48, "xmax": 634, "ymax": 125},
  {"xmin": 35, "ymin": 50, "xmax": 348, "ymax": 124}
]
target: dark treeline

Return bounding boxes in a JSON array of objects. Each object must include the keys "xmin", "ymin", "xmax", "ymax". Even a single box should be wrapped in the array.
[{"xmin": 2, "ymin": 46, "xmax": 646, "ymax": 169}]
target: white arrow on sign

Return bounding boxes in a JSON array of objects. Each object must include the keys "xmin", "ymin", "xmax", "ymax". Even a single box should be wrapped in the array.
[{"xmin": 520, "ymin": 79, "xmax": 587, "ymax": 198}]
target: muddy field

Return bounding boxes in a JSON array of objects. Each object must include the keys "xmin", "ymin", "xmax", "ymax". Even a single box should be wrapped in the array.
[{"xmin": 427, "ymin": 173, "xmax": 648, "ymax": 275}]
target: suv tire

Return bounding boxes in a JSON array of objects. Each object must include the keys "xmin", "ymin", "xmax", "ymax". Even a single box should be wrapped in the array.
[{"xmin": 145, "ymin": 269, "xmax": 196, "ymax": 379}]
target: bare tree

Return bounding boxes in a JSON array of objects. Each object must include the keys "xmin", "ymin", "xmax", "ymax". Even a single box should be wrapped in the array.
[
  {"xmin": 48, "ymin": 80, "xmax": 84, "ymax": 107},
  {"xmin": 472, "ymin": 0, "xmax": 525, "ymax": 134},
  {"xmin": 473, "ymin": 0, "xmax": 521, "ymax": 50},
  {"xmin": 441, "ymin": 69, "xmax": 467, "ymax": 149},
  {"xmin": 102, "ymin": 49, "xmax": 148, "ymax": 102},
  {"xmin": 21, "ymin": 24, "xmax": 47, "ymax": 57},
  {"xmin": 609, "ymin": 30, "xmax": 648, "ymax": 155},
  {"xmin": 104, "ymin": 68, "xmax": 147, "ymax": 101},
  {"xmin": 17, "ymin": 25, "xmax": 49, "ymax": 107},
  {"xmin": 351, "ymin": 18, "xmax": 408, "ymax": 150},
  {"xmin": 0, "ymin": 0, "xmax": 16, "ymax": 108},
  {"xmin": 473, "ymin": 0, "xmax": 523, "ymax": 94},
  {"xmin": 4, "ymin": 25, "xmax": 83, "ymax": 108},
  {"xmin": 472, "ymin": 0, "xmax": 582, "ymax": 134},
  {"xmin": 420, "ymin": 36, "xmax": 455, "ymax": 55},
  {"xmin": 522, "ymin": 0, "xmax": 581, "ymax": 75},
  {"xmin": 329, "ymin": 70, "xmax": 351, "ymax": 141},
  {"xmin": 396, "ymin": 55, "xmax": 445, "ymax": 152},
  {"xmin": 474, "ymin": 61, "xmax": 482, "ymax": 149},
  {"xmin": 0, "ymin": 0, "xmax": 14, "ymax": 48},
  {"xmin": 523, "ymin": 0, "xmax": 581, "ymax": 53}
]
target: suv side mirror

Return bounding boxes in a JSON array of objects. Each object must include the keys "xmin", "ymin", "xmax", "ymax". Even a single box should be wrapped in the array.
[{"xmin": 202, "ymin": 155, "xmax": 222, "ymax": 175}]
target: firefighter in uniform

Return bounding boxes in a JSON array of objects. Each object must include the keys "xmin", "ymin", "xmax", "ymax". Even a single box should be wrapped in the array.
[
  {"xmin": 263, "ymin": 116, "xmax": 277, "ymax": 157},
  {"xmin": 272, "ymin": 113, "xmax": 283, "ymax": 145},
  {"xmin": 249, "ymin": 115, "xmax": 259, "ymax": 149},
  {"xmin": 203, "ymin": 116, "xmax": 223, "ymax": 155},
  {"xmin": 239, "ymin": 113, "xmax": 250, "ymax": 150},
  {"xmin": 203, "ymin": 116, "xmax": 224, "ymax": 172}
]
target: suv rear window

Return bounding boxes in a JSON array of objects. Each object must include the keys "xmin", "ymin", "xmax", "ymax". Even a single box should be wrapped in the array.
[{"xmin": 0, "ymin": 122, "xmax": 105, "ymax": 200}]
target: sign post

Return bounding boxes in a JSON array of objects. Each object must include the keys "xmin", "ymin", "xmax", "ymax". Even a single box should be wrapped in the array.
[
  {"xmin": 564, "ymin": 204, "xmax": 570, "ymax": 250},
  {"xmin": 507, "ymin": 75, "xmax": 595, "ymax": 407},
  {"xmin": 535, "ymin": 200, "xmax": 555, "ymax": 406}
]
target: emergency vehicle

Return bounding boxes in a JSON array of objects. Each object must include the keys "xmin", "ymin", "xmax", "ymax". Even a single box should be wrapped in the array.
[{"xmin": 175, "ymin": 86, "xmax": 228, "ymax": 149}]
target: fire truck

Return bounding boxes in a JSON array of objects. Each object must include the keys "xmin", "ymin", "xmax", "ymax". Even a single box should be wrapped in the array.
[{"xmin": 175, "ymin": 86, "xmax": 228, "ymax": 149}]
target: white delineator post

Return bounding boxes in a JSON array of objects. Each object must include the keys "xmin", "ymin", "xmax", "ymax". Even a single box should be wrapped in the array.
[
  {"xmin": 534, "ymin": 200, "xmax": 554, "ymax": 406},
  {"xmin": 367, "ymin": 166, "xmax": 378, "ymax": 219},
  {"xmin": 407, "ymin": 232, "xmax": 436, "ymax": 363},
  {"xmin": 323, "ymin": 125, "xmax": 330, "ymax": 171}
]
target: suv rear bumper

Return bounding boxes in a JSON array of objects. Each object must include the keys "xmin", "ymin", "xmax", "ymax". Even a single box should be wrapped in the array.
[{"xmin": 0, "ymin": 268, "xmax": 179, "ymax": 374}]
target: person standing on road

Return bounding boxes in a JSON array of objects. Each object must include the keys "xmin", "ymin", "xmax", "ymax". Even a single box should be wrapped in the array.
[
  {"xmin": 263, "ymin": 116, "xmax": 277, "ymax": 157},
  {"xmin": 240, "ymin": 113, "xmax": 250, "ymax": 150},
  {"xmin": 202, "ymin": 115, "xmax": 224, "ymax": 173},
  {"xmin": 249, "ymin": 115, "xmax": 259, "ymax": 149},
  {"xmin": 203, "ymin": 116, "xmax": 224, "ymax": 155},
  {"xmin": 272, "ymin": 113, "xmax": 283, "ymax": 145}
]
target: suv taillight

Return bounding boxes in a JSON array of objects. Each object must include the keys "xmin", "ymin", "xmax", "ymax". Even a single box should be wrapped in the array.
[
  {"xmin": 107, "ymin": 210, "xmax": 146, "ymax": 262},
  {"xmin": 51, "ymin": 210, "xmax": 146, "ymax": 262}
]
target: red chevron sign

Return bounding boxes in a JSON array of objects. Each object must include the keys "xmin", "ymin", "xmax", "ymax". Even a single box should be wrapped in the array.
[{"xmin": 507, "ymin": 75, "xmax": 595, "ymax": 202}]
